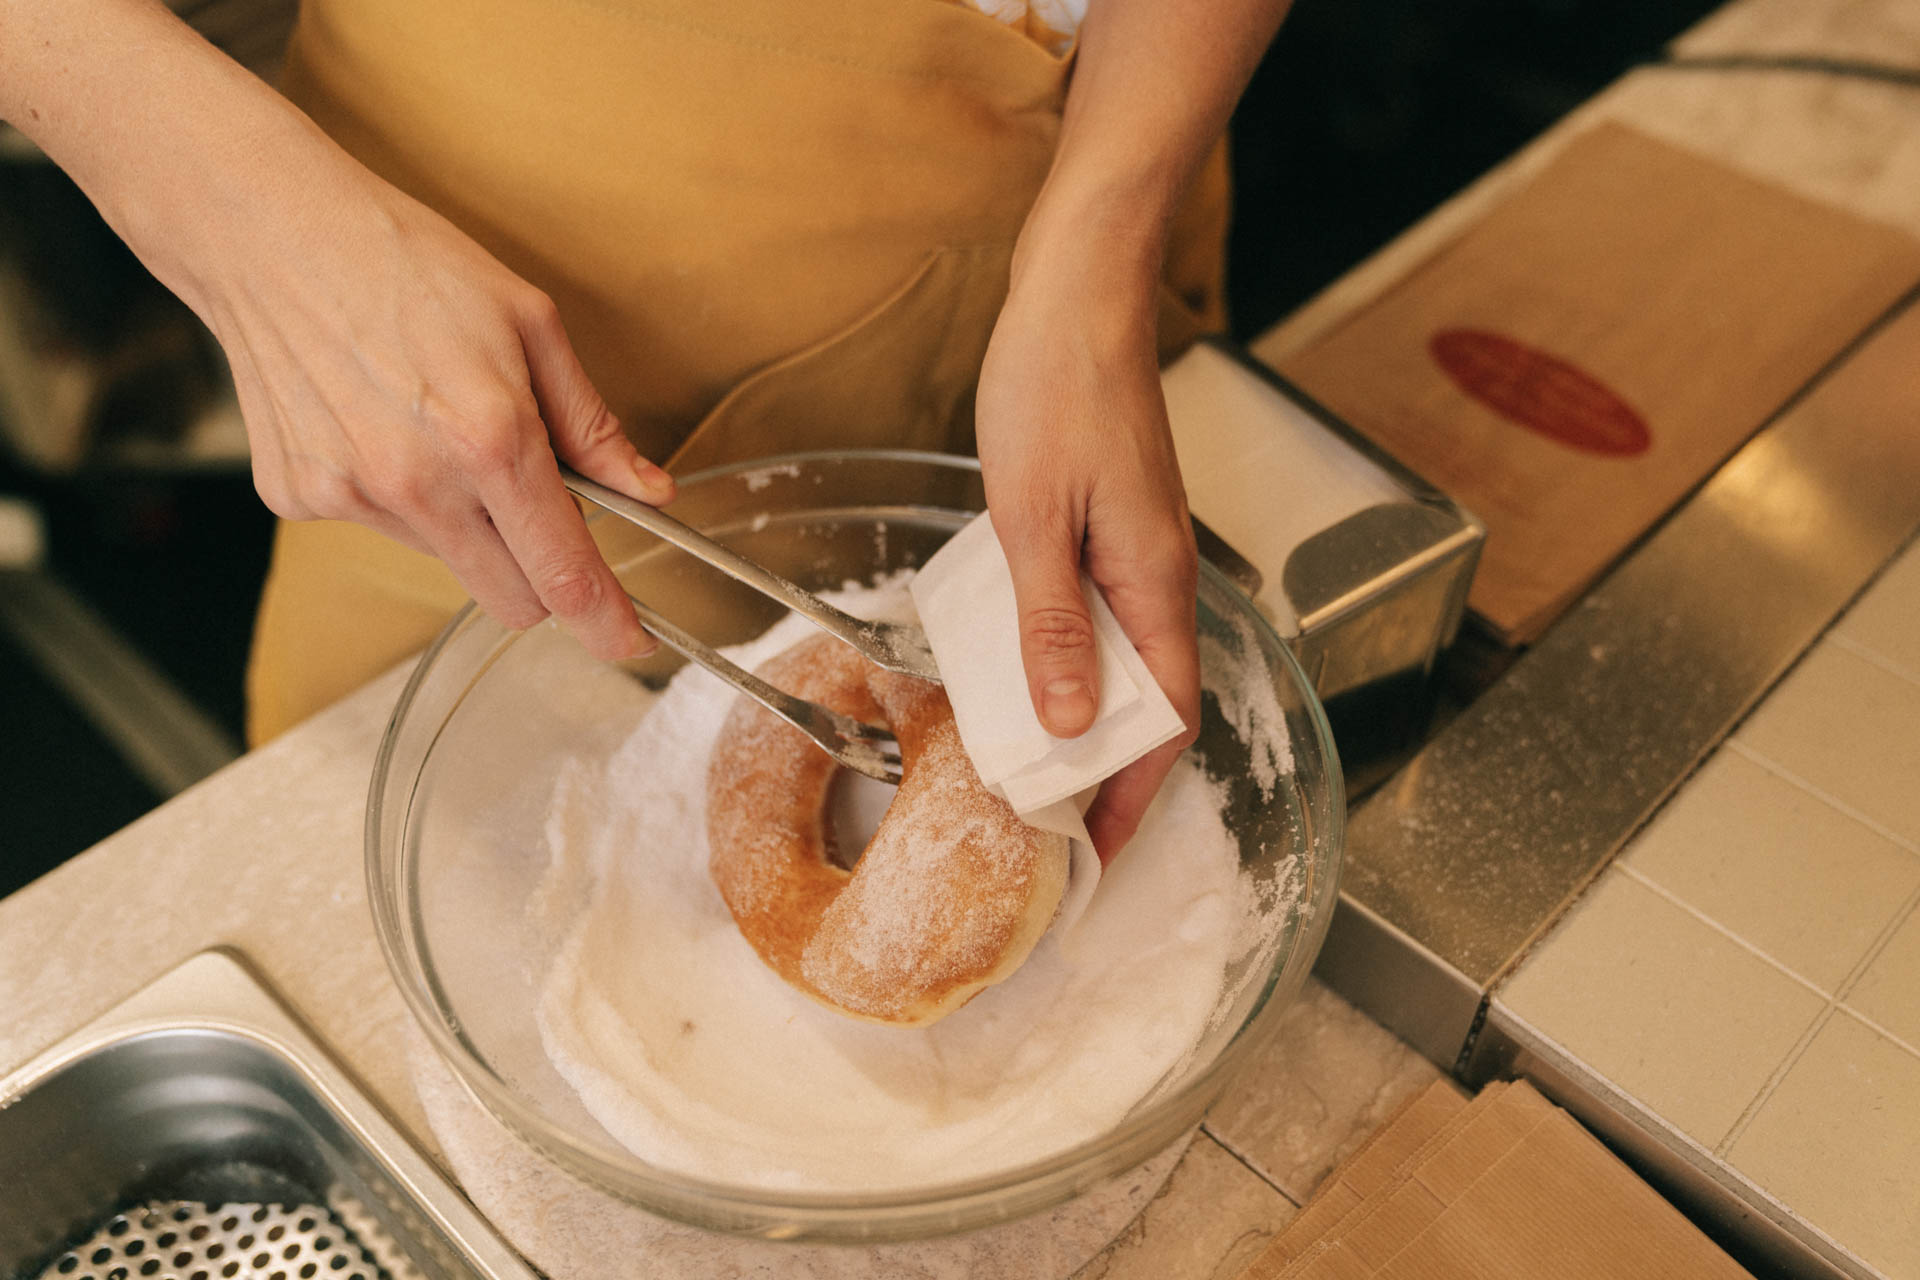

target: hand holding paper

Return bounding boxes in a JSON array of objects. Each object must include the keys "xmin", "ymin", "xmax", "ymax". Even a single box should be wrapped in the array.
[{"xmin": 911, "ymin": 512, "xmax": 1192, "ymax": 918}]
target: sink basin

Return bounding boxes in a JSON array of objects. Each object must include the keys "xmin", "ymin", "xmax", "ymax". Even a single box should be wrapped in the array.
[{"xmin": 0, "ymin": 951, "xmax": 532, "ymax": 1280}]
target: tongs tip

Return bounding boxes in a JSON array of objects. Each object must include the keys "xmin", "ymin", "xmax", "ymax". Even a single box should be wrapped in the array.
[{"xmin": 860, "ymin": 620, "xmax": 942, "ymax": 684}]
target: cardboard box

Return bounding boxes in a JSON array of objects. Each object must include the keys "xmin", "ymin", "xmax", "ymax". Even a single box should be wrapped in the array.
[{"xmin": 1239, "ymin": 1080, "xmax": 1753, "ymax": 1280}]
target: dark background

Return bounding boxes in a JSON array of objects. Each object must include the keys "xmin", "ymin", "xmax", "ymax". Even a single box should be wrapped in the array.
[{"xmin": 0, "ymin": 0, "xmax": 1724, "ymax": 895}]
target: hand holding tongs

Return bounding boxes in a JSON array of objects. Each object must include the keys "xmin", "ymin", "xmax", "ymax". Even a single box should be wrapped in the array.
[{"xmin": 559, "ymin": 464, "xmax": 940, "ymax": 783}]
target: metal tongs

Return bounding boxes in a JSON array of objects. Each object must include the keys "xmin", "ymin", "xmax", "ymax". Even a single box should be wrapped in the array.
[{"xmin": 560, "ymin": 464, "xmax": 940, "ymax": 784}]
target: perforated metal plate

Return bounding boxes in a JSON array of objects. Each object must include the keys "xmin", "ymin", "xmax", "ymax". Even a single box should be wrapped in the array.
[{"xmin": 35, "ymin": 1198, "xmax": 423, "ymax": 1280}]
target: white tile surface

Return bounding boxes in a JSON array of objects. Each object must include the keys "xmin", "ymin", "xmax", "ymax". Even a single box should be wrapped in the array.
[
  {"xmin": 1727, "ymin": 1011, "xmax": 1920, "ymax": 1280},
  {"xmin": 1736, "ymin": 640, "xmax": 1920, "ymax": 847},
  {"xmin": 1498, "ymin": 541, "xmax": 1920, "ymax": 1278},
  {"xmin": 1500, "ymin": 869, "xmax": 1827, "ymax": 1147},
  {"xmin": 1625, "ymin": 749, "xmax": 1920, "ymax": 992}
]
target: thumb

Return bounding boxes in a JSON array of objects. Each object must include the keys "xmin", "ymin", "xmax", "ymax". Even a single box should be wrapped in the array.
[
  {"xmin": 998, "ymin": 514, "xmax": 1100, "ymax": 738},
  {"xmin": 520, "ymin": 294, "xmax": 675, "ymax": 506}
]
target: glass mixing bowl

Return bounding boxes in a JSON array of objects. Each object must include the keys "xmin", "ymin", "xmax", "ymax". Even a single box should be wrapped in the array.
[{"xmin": 366, "ymin": 450, "xmax": 1343, "ymax": 1243}]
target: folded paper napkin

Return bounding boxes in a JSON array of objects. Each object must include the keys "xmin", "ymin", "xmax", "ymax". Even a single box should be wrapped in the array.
[{"xmin": 910, "ymin": 513, "xmax": 1188, "ymax": 925}]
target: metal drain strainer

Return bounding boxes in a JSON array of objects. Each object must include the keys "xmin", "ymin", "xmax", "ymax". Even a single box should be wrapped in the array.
[
  {"xmin": 0, "ymin": 956, "xmax": 533, "ymax": 1280},
  {"xmin": 35, "ymin": 1199, "xmax": 422, "ymax": 1280}
]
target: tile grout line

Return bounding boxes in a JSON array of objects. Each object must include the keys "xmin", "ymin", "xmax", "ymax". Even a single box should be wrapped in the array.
[
  {"xmin": 1620, "ymin": 840, "xmax": 1920, "ymax": 1062},
  {"xmin": 1609, "ymin": 863, "xmax": 1836, "ymax": 1157},
  {"xmin": 1827, "ymin": 629, "xmax": 1920, "ymax": 691},
  {"xmin": 1199, "ymin": 1121, "xmax": 1306, "ymax": 1209},
  {"xmin": 1715, "ymin": 1004, "xmax": 1837, "ymax": 1159},
  {"xmin": 1829, "ymin": 881, "xmax": 1920, "ymax": 1007},
  {"xmin": 1721, "ymin": 995, "xmax": 1920, "ymax": 1166},
  {"xmin": 1490, "ymin": 1003, "xmax": 1729, "ymax": 1159},
  {"xmin": 1838, "ymin": 1003, "xmax": 1920, "ymax": 1064},
  {"xmin": 1724, "ymin": 738, "xmax": 1920, "ymax": 860},
  {"xmin": 1613, "ymin": 862, "xmax": 1834, "ymax": 1004},
  {"xmin": 1621, "ymin": 839, "xmax": 1920, "ymax": 1153},
  {"xmin": 1717, "ymin": 736, "xmax": 1920, "ymax": 1012}
]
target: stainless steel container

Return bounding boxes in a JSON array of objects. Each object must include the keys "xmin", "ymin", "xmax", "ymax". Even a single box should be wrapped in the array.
[
  {"xmin": 1165, "ymin": 340, "xmax": 1484, "ymax": 792},
  {"xmin": 0, "ymin": 951, "xmax": 533, "ymax": 1280}
]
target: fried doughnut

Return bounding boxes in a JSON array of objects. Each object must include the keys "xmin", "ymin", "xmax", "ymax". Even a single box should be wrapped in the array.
[{"xmin": 706, "ymin": 633, "xmax": 1069, "ymax": 1026}]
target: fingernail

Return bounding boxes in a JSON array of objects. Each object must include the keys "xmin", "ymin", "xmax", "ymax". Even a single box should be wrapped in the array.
[
  {"xmin": 1042, "ymin": 678, "xmax": 1095, "ymax": 736},
  {"xmin": 633, "ymin": 459, "xmax": 675, "ymax": 504}
]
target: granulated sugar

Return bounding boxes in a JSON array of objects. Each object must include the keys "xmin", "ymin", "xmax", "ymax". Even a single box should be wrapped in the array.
[
  {"xmin": 1201, "ymin": 606, "xmax": 1294, "ymax": 799},
  {"xmin": 534, "ymin": 578, "xmax": 1282, "ymax": 1192}
]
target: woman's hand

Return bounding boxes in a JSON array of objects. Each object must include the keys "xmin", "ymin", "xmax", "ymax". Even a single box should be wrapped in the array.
[
  {"xmin": 974, "ymin": 239, "xmax": 1200, "ymax": 863},
  {"xmin": 2, "ymin": 0, "xmax": 671, "ymax": 661},
  {"xmin": 199, "ymin": 159, "xmax": 674, "ymax": 661}
]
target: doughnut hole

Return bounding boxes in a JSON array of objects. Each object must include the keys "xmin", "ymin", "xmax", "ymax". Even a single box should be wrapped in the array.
[{"xmin": 825, "ymin": 768, "xmax": 896, "ymax": 870}]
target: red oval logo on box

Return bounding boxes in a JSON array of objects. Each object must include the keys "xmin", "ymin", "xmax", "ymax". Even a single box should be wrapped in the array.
[{"xmin": 1429, "ymin": 329, "xmax": 1651, "ymax": 456}]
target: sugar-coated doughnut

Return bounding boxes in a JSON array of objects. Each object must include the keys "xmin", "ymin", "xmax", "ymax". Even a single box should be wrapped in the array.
[{"xmin": 706, "ymin": 633, "xmax": 1069, "ymax": 1026}]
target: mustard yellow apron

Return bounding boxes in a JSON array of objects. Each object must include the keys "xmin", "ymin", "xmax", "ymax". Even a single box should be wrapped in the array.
[{"xmin": 245, "ymin": 0, "xmax": 1229, "ymax": 743}]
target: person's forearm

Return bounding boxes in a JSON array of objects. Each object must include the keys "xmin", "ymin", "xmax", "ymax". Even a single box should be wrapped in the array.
[
  {"xmin": 3, "ymin": 0, "xmax": 673, "ymax": 663},
  {"xmin": 0, "ymin": 0, "xmax": 332, "ymax": 316},
  {"xmin": 977, "ymin": 0, "xmax": 1288, "ymax": 855},
  {"xmin": 1015, "ymin": 0, "xmax": 1292, "ymax": 292}
]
